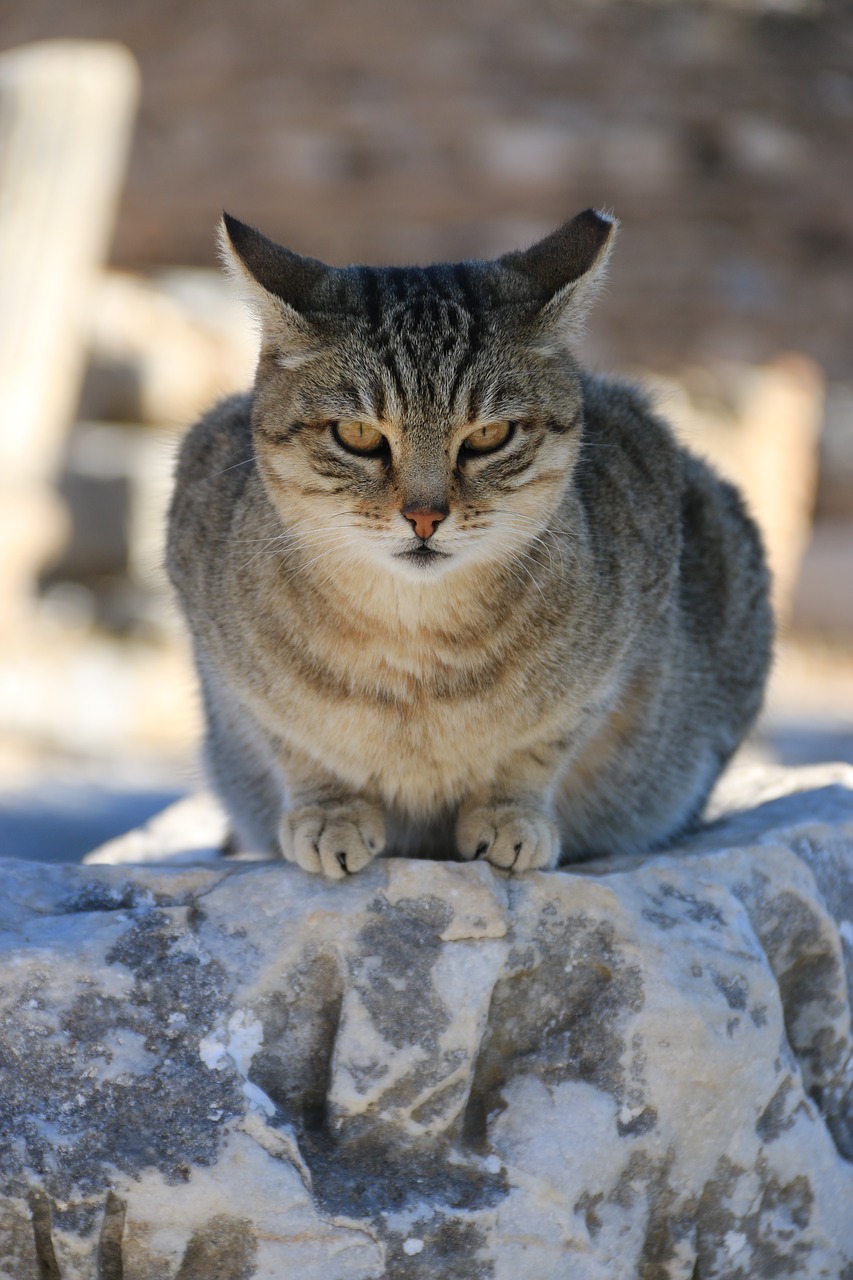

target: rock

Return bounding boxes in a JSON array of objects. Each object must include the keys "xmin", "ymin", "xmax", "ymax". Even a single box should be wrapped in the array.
[{"xmin": 2, "ymin": 762, "xmax": 853, "ymax": 1278}]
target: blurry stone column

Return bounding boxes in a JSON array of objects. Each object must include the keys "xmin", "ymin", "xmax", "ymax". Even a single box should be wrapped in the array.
[
  {"xmin": 736, "ymin": 354, "xmax": 824, "ymax": 628},
  {"xmin": 0, "ymin": 40, "xmax": 139, "ymax": 633}
]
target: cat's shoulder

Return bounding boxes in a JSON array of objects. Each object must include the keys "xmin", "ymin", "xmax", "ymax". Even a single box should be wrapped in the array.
[
  {"xmin": 579, "ymin": 371, "xmax": 735, "ymax": 494},
  {"xmin": 579, "ymin": 372, "xmax": 766, "ymax": 570},
  {"xmin": 577, "ymin": 371, "xmax": 688, "ymax": 509},
  {"xmin": 167, "ymin": 392, "xmax": 257, "ymax": 588},
  {"xmin": 173, "ymin": 391, "xmax": 254, "ymax": 492},
  {"xmin": 580, "ymin": 372, "xmax": 678, "ymax": 450}
]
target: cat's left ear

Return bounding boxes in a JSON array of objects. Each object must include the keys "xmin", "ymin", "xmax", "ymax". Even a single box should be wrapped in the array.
[{"xmin": 498, "ymin": 209, "xmax": 617, "ymax": 347}]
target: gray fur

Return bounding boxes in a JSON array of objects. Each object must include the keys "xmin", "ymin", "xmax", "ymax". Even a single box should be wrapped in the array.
[{"xmin": 166, "ymin": 211, "xmax": 772, "ymax": 877}]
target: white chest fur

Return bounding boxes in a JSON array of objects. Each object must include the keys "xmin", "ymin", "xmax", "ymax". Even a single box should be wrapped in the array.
[{"xmin": 234, "ymin": 579, "xmax": 575, "ymax": 816}]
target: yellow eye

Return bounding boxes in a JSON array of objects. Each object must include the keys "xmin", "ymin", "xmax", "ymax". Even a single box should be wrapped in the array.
[
  {"xmin": 332, "ymin": 419, "xmax": 385, "ymax": 454},
  {"xmin": 462, "ymin": 421, "xmax": 514, "ymax": 454}
]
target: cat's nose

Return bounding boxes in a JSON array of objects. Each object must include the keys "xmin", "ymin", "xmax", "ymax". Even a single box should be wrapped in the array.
[{"xmin": 402, "ymin": 505, "xmax": 448, "ymax": 540}]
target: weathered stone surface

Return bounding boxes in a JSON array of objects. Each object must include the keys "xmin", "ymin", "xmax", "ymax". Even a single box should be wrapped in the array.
[{"xmin": 2, "ymin": 763, "xmax": 853, "ymax": 1277}]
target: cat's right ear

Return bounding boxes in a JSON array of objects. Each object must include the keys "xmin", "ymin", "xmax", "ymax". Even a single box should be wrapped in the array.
[{"xmin": 218, "ymin": 213, "xmax": 330, "ymax": 362}]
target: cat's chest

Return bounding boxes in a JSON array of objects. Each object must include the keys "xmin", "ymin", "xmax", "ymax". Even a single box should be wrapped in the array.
[{"xmin": 252, "ymin": 617, "xmax": 564, "ymax": 806}]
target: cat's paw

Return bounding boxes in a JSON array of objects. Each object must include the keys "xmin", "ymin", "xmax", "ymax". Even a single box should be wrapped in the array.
[
  {"xmin": 279, "ymin": 803, "xmax": 386, "ymax": 879},
  {"xmin": 457, "ymin": 804, "xmax": 560, "ymax": 872}
]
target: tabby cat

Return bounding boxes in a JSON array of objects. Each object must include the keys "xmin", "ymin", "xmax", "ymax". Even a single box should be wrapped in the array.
[{"xmin": 166, "ymin": 209, "xmax": 773, "ymax": 878}]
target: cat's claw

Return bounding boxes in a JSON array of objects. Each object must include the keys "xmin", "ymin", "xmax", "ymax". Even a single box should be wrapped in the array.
[
  {"xmin": 457, "ymin": 805, "xmax": 560, "ymax": 872},
  {"xmin": 279, "ymin": 804, "xmax": 386, "ymax": 879}
]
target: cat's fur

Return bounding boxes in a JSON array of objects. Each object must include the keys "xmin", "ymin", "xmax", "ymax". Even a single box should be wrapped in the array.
[{"xmin": 166, "ymin": 209, "xmax": 773, "ymax": 878}]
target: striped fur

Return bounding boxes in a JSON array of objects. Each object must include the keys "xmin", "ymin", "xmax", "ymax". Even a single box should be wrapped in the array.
[{"xmin": 166, "ymin": 212, "xmax": 772, "ymax": 877}]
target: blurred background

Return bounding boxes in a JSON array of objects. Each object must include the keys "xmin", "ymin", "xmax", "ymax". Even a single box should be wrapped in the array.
[{"xmin": 1, "ymin": 0, "xmax": 852, "ymax": 862}]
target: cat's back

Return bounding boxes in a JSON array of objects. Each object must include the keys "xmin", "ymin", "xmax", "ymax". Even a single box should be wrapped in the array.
[{"xmin": 578, "ymin": 372, "xmax": 772, "ymax": 708}]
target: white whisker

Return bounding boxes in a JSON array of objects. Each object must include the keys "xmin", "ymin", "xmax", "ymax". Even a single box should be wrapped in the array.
[{"xmin": 199, "ymin": 453, "xmax": 255, "ymax": 483}]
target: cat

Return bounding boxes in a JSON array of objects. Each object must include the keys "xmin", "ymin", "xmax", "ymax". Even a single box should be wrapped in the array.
[{"xmin": 166, "ymin": 208, "xmax": 773, "ymax": 879}]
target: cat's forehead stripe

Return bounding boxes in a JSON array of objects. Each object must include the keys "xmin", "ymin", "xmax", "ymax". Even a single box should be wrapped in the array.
[
  {"xmin": 355, "ymin": 263, "xmax": 479, "ymax": 316},
  {"xmin": 349, "ymin": 264, "xmax": 485, "ymax": 422},
  {"xmin": 358, "ymin": 266, "xmax": 383, "ymax": 330},
  {"xmin": 371, "ymin": 377, "xmax": 387, "ymax": 423}
]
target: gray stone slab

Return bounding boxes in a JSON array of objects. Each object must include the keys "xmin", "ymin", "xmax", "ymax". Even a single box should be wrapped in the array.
[{"xmin": 2, "ymin": 762, "xmax": 853, "ymax": 1277}]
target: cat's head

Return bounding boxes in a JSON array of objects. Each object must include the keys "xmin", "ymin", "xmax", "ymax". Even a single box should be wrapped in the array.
[{"xmin": 221, "ymin": 210, "xmax": 616, "ymax": 582}]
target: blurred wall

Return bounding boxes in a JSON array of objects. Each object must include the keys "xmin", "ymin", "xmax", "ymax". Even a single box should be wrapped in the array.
[{"xmin": 3, "ymin": 0, "xmax": 853, "ymax": 380}]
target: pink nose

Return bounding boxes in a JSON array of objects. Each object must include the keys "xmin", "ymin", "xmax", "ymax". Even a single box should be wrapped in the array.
[{"xmin": 403, "ymin": 506, "xmax": 447, "ymax": 541}]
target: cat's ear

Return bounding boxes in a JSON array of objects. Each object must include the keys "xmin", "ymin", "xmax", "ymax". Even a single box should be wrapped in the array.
[
  {"xmin": 218, "ymin": 213, "xmax": 331, "ymax": 362},
  {"xmin": 498, "ymin": 208, "xmax": 617, "ymax": 348}
]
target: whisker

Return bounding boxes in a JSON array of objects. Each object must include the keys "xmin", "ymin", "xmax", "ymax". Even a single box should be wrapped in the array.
[
  {"xmin": 199, "ymin": 453, "xmax": 256, "ymax": 483},
  {"xmin": 227, "ymin": 509, "xmax": 370, "ymax": 545},
  {"xmin": 238, "ymin": 528, "xmax": 349, "ymax": 573}
]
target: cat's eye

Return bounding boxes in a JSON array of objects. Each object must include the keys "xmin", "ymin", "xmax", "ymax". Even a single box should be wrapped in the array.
[
  {"xmin": 332, "ymin": 419, "xmax": 386, "ymax": 455},
  {"xmin": 461, "ymin": 420, "xmax": 514, "ymax": 455}
]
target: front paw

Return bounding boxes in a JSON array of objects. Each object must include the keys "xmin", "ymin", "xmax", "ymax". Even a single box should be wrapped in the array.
[
  {"xmin": 279, "ymin": 803, "xmax": 386, "ymax": 879},
  {"xmin": 457, "ymin": 804, "xmax": 560, "ymax": 872}
]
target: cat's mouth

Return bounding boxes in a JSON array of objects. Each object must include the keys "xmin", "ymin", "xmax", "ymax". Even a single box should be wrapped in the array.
[{"xmin": 395, "ymin": 544, "xmax": 451, "ymax": 567}]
